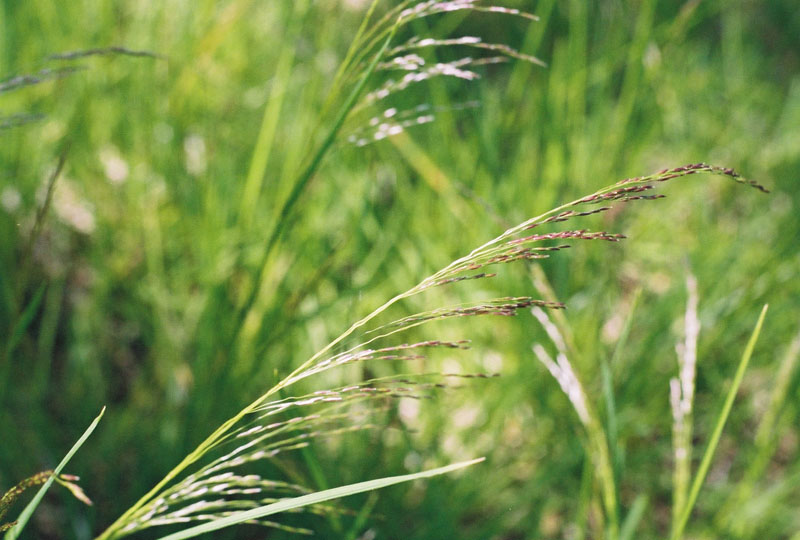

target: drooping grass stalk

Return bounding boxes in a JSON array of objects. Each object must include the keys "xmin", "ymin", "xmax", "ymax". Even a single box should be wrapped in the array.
[
  {"xmin": 1, "ymin": 151, "xmax": 67, "ymax": 403},
  {"xmin": 0, "ymin": 67, "xmax": 84, "ymax": 93},
  {"xmin": 17, "ymin": 150, "xmax": 67, "ymax": 295},
  {"xmin": 96, "ymin": 162, "xmax": 766, "ymax": 539},
  {"xmin": 670, "ymin": 304, "xmax": 769, "ymax": 540},
  {"xmin": 44, "ymin": 46, "xmax": 163, "ymax": 61},
  {"xmin": 323, "ymin": 0, "xmax": 381, "ymax": 114}
]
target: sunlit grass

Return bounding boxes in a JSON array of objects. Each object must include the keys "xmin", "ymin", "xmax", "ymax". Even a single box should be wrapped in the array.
[{"xmin": 1, "ymin": 1, "xmax": 798, "ymax": 539}]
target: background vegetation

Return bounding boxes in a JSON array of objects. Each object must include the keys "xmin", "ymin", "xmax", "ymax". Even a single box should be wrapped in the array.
[{"xmin": 1, "ymin": 1, "xmax": 798, "ymax": 538}]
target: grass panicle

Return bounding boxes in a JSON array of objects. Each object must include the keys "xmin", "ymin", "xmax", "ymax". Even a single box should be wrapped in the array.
[
  {"xmin": 155, "ymin": 458, "xmax": 486, "ymax": 540},
  {"xmin": 340, "ymin": 1, "xmax": 542, "ymax": 146},
  {"xmin": 96, "ymin": 158, "xmax": 765, "ymax": 539},
  {"xmin": 2, "ymin": 2, "xmax": 782, "ymax": 539}
]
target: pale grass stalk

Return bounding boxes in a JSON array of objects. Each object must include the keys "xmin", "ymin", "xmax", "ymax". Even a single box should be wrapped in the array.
[
  {"xmin": 670, "ymin": 272, "xmax": 700, "ymax": 527},
  {"xmin": 670, "ymin": 305, "xmax": 768, "ymax": 540},
  {"xmin": 532, "ymin": 307, "xmax": 619, "ymax": 539}
]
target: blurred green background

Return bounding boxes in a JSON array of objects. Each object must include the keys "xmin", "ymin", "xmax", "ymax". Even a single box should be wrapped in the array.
[{"xmin": 1, "ymin": 1, "xmax": 799, "ymax": 538}]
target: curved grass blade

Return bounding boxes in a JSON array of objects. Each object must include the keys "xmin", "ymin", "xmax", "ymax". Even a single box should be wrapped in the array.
[
  {"xmin": 670, "ymin": 305, "xmax": 769, "ymax": 540},
  {"xmin": 3, "ymin": 407, "xmax": 105, "ymax": 540},
  {"xmin": 157, "ymin": 458, "xmax": 484, "ymax": 540}
]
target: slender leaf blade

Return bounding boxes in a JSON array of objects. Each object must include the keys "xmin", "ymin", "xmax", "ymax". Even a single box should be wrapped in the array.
[
  {"xmin": 671, "ymin": 305, "xmax": 768, "ymax": 540},
  {"xmin": 4, "ymin": 407, "xmax": 105, "ymax": 540},
  {"xmin": 6, "ymin": 284, "xmax": 46, "ymax": 357},
  {"xmin": 158, "ymin": 458, "xmax": 485, "ymax": 540}
]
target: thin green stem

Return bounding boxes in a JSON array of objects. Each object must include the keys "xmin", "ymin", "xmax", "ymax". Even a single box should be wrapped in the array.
[
  {"xmin": 226, "ymin": 23, "xmax": 400, "ymax": 349},
  {"xmin": 715, "ymin": 323, "xmax": 800, "ymax": 533},
  {"xmin": 238, "ymin": 0, "xmax": 309, "ymax": 228},
  {"xmin": 587, "ymin": 412, "xmax": 619, "ymax": 539},
  {"xmin": 323, "ymin": 0, "xmax": 381, "ymax": 115},
  {"xmin": 670, "ymin": 305, "xmax": 768, "ymax": 540}
]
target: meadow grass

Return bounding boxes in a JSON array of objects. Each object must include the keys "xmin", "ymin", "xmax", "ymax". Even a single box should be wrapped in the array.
[{"xmin": 1, "ymin": 1, "xmax": 799, "ymax": 538}]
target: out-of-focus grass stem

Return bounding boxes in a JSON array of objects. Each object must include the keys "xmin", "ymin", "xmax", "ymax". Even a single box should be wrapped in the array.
[{"xmin": 671, "ymin": 305, "xmax": 769, "ymax": 540}]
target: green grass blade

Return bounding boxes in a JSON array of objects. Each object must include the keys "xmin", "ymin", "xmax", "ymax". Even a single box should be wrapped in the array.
[
  {"xmin": 238, "ymin": 0, "xmax": 309, "ymax": 228},
  {"xmin": 344, "ymin": 492, "xmax": 379, "ymax": 540},
  {"xmin": 715, "ymin": 323, "xmax": 800, "ymax": 533},
  {"xmin": 619, "ymin": 494, "xmax": 648, "ymax": 540},
  {"xmin": 4, "ymin": 407, "xmax": 105, "ymax": 540},
  {"xmin": 229, "ymin": 21, "xmax": 399, "ymax": 342},
  {"xmin": 5, "ymin": 284, "xmax": 46, "ymax": 357},
  {"xmin": 324, "ymin": 0, "xmax": 381, "ymax": 112},
  {"xmin": 157, "ymin": 458, "xmax": 484, "ymax": 540},
  {"xmin": 670, "ymin": 305, "xmax": 769, "ymax": 540},
  {"xmin": 0, "ymin": 283, "xmax": 47, "ymax": 404},
  {"xmin": 599, "ymin": 359, "xmax": 619, "ymax": 518}
]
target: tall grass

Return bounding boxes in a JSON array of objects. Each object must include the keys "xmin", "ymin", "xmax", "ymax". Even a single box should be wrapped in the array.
[
  {"xmin": 2, "ymin": 1, "xmax": 799, "ymax": 539},
  {"xmin": 91, "ymin": 161, "xmax": 767, "ymax": 539}
]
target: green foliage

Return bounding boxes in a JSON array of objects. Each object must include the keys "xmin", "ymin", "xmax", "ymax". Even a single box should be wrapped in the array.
[{"xmin": 1, "ymin": 1, "xmax": 798, "ymax": 539}]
